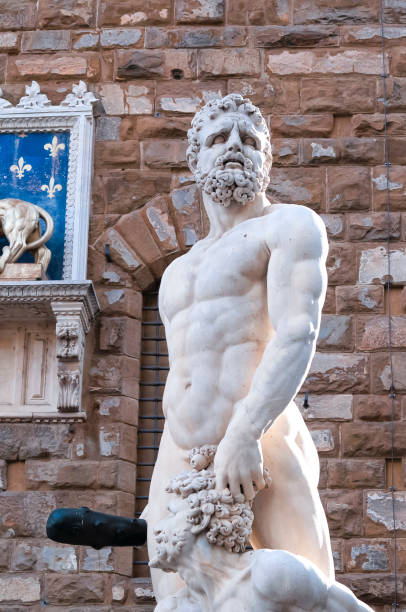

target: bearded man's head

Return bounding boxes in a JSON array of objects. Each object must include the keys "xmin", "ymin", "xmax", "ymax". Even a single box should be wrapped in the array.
[{"xmin": 187, "ymin": 94, "xmax": 272, "ymax": 207}]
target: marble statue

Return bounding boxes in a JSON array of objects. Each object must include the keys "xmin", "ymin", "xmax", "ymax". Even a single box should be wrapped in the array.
[
  {"xmin": 146, "ymin": 93, "xmax": 366, "ymax": 609},
  {"xmin": 150, "ymin": 449, "xmax": 373, "ymax": 612},
  {"xmin": 0, "ymin": 197, "xmax": 54, "ymax": 274}
]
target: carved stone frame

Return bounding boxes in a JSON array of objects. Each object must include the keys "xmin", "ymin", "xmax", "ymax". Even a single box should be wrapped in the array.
[{"xmin": 0, "ymin": 81, "xmax": 97, "ymax": 280}]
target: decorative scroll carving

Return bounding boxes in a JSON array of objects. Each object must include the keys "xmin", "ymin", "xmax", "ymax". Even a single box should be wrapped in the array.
[
  {"xmin": 61, "ymin": 80, "xmax": 97, "ymax": 108},
  {"xmin": 56, "ymin": 320, "xmax": 82, "ymax": 360},
  {"xmin": 57, "ymin": 369, "xmax": 80, "ymax": 412},
  {"xmin": 17, "ymin": 81, "xmax": 51, "ymax": 109}
]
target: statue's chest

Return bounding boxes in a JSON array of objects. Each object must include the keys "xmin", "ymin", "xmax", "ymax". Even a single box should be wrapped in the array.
[{"xmin": 160, "ymin": 227, "xmax": 268, "ymax": 322}]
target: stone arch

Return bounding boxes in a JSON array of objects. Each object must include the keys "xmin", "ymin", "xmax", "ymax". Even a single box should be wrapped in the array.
[{"xmin": 90, "ymin": 182, "xmax": 207, "ymax": 291}]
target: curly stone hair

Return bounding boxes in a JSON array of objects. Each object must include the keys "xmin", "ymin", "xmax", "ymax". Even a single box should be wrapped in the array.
[
  {"xmin": 166, "ymin": 465, "xmax": 254, "ymax": 554},
  {"xmin": 186, "ymin": 93, "xmax": 272, "ymax": 176}
]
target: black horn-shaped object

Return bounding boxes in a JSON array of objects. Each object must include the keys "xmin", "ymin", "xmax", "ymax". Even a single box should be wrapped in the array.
[{"xmin": 46, "ymin": 507, "xmax": 147, "ymax": 550}]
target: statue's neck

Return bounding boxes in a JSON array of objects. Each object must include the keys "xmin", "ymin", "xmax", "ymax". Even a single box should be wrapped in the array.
[
  {"xmin": 202, "ymin": 191, "xmax": 269, "ymax": 239},
  {"xmin": 176, "ymin": 536, "xmax": 249, "ymax": 608}
]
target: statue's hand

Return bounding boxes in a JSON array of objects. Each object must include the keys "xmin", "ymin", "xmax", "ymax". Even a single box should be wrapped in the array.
[{"xmin": 214, "ymin": 432, "xmax": 266, "ymax": 501}]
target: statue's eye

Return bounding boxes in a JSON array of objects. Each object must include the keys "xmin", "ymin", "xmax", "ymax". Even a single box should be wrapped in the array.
[
  {"xmin": 243, "ymin": 137, "xmax": 256, "ymax": 148},
  {"xmin": 212, "ymin": 134, "xmax": 226, "ymax": 145}
]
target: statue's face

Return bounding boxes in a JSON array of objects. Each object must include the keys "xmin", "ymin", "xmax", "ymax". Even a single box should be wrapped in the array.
[
  {"xmin": 194, "ymin": 112, "xmax": 271, "ymax": 206},
  {"xmin": 149, "ymin": 499, "xmax": 192, "ymax": 572}
]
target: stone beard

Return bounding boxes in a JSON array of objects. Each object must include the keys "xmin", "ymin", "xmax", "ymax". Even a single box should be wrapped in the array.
[{"xmin": 195, "ymin": 149, "xmax": 269, "ymax": 207}]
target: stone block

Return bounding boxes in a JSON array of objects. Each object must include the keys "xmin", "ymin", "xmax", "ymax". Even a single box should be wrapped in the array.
[
  {"xmin": 266, "ymin": 167, "xmax": 325, "ymax": 211},
  {"xmin": 169, "ymin": 27, "xmax": 223, "ymax": 48},
  {"xmin": 357, "ymin": 315, "xmax": 406, "ymax": 351},
  {"xmin": 296, "ymin": 393, "xmax": 353, "ymax": 421},
  {"xmin": 321, "ymin": 490, "xmax": 363, "ymax": 537},
  {"xmin": 327, "ymin": 167, "xmax": 371, "ymax": 212},
  {"xmin": 142, "ymin": 140, "xmax": 188, "ymax": 170},
  {"xmin": 342, "ymin": 24, "xmax": 406, "ymax": 45},
  {"xmin": 94, "ymin": 140, "xmax": 140, "ymax": 168},
  {"xmin": 100, "ymin": 316, "xmax": 141, "ymax": 357},
  {"xmin": 354, "ymin": 394, "xmax": 401, "ymax": 421},
  {"xmin": 271, "ymin": 138, "xmax": 299, "ymax": 166},
  {"xmin": 372, "ymin": 165, "xmax": 406, "ymax": 211},
  {"xmin": 267, "ymin": 49, "xmax": 381, "ymax": 76},
  {"xmin": 37, "ymin": 0, "xmax": 96, "ymax": 27},
  {"xmin": 384, "ymin": 0, "xmax": 406, "ymax": 23},
  {"xmin": 0, "ymin": 32, "xmax": 18, "ymax": 51},
  {"xmin": 331, "ymin": 539, "xmax": 343, "ymax": 573},
  {"xmin": 10, "ymin": 541, "xmax": 77, "ymax": 572},
  {"xmin": 103, "ymin": 170, "xmax": 171, "ymax": 214},
  {"xmin": 229, "ymin": 78, "xmax": 300, "ymax": 114},
  {"xmin": 223, "ymin": 26, "xmax": 248, "ymax": 46},
  {"xmin": 301, "ymin": 77, "xmax": 376, "ymax": 113},
  {"xmin": 22, "ymin": 30, "xmax": 71, "ymax": 52},
  {"xmin": 366, "ymin": 490, "xmax": 406, "ymax": 534},
  {"xmin": 293, "ymin": 0, "xmax": 379, "ymax": 24},
  {"xmin": 125, "ymin": 83, "xmax": 154, "ymax": 115},
  {"xmin": 142, "ymin": 195, "xmax": 179, "ymax": 253},
  {"xmin": 255, "ymin": 25, "xmax": 338, "ymax": 47},
  {"xmin": 96, "ymin": 288, "xmax": 142, "ymax": 318},
  {"xmin": 327, "ymin": 243, "xmax": 356, "ymax": 285},
  {"xmin": 0, "ymin": 424, "xmax": 71, "ymax": 461},
  {"xmin": 305, "ymin": 352, "xmax": 369, "ymax": 393},
  {"xmin": 352, "ymin": 113, "xmax": 406, "ymax": 136},
  {"xmin": 98, "ymin": 423, "xmax": 137, "ymax": 462},
  {"xmin": 0, "ymin": 0, "xmax": 36, "ymax": 30},
  {"xmin": 44, "ymin": 574, "xmax": 105, "ymax": 604},
  {"xmin": 73, "ymin": 31, "xmax": 99, "ymax": 50},
  {"xmin": 8, "ymin": 53, "xmax": 98, "ymax": 81},
  {"xmin": 0, "ymin": 263, "xmax": 45, "ymax": 280},
  {"xmin": 359, "ymin": 245, "xmax": 406, "ymax": 284},
  {"xmin": 340, "ymin": 572, "xmax": 403, "ymax": 605},
  {"xmin": 116, "ymin": 49, "xmax": 197, "ymax": 79},
  {"xmin": 144, "ymin": 27, "xmax": 170, "ymax": 48},
  {"xmin": 371, "ymin": 352, "xmax": 406, "ymax": 392},
  {"xmin": 100, "ymin": 1, "xmax": 171, "ymax": 26},
  {"xmin": 134, "ymin": 116, "xmax": 191, "ymax": 140},
  {"xmin": 342, "ymin": 422, "xmax": 406, "ymax": 456},
  {"xmin": 320, "ymin": 214, "xmax": 345, "ymax": 240},
  {"xmin": 317, "ymin": 314, "xmax": 353, "ymax": 350},
  {"xmin": 95, "ymin": 116, "xmax": 120, "ymax": 141},
  {"xmin": 345, "ymin": 539, "xmax": 391, "ymax": 572},
  {"xmin": 327, "ymin": 459, "xmax": 385, "ymax": 489},
  {"xmin": 170, "ymin": 184, "xmax": 204, "ymax": 248},
  {"xmin": 336, "ymin": 285, "xmax": 384, "ymax": 314},
  {"xmin": 391, "ymin": 46, "xmax": 406, "ymax": 75},
  {"xmin": 89, "ymin": 355, "xmax": 139, "ymax": 397},
  {"xmin": 115, "ymin": 209, "xmax": 164, "ymax": 275},
  {"xmin": 270, "ymin": 114, "xmax": 333, "ymax": 138},
  {"xmin": 199, "ymin": 48, "xmax": 260, "ymax": 77},
  {"xmin": 310, "ymin": 427, "xmax": 337, "ymax": 454},
  {"xmin": 322, "ymin": 286, "xmax": 336, "ymax": 313},
  {"xmin": 0, "ymin": 575, "xmax": 40, "ymax": 603},
  {"xmin": 348, "ymin": 212, "xmax": 401, "ymax": 241},
  {"xmin": 0, "ymin": 459, "xmax": 7, "ymax": 490},
  {"xmin": 175, "ymin": 0, "xmax": 224, "ymax": 23},
  {"xmin": 101, "ymin": 28, "xmax": 142, "ymax": 48},
  {"xmin": 94, "ymin": 396, "xmax": 139, "ymax": 425},
  {"xmin": 378, "ymin": 76, "xmax": 406, "ymax": 112},
  {"xmin": 156, "ymin": 80, "xmax": 226, "ymax": 114},
  {"xmin": 303, "ymin": 138, "xmax": 383, "ymax": 165},
  {"xmin": 226, "ymin": 0, "xmax": 290, "ymax": 25}
]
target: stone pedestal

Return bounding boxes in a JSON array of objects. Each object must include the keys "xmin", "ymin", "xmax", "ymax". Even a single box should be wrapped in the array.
[{"xmin": 0, "ymin": 263, "xmax": 46, "ymax": 281}]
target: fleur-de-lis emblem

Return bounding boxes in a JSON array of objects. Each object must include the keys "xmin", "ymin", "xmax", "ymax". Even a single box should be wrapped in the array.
[
  {"xmin": 10, "ymin": 156, "xmax": 32, "ymax": 179},
  {"xmin": 41, "ymin": 176, "xmax": 62, "ymax": 199},
  {"xmin": 44, "ymin": 135, "xmax": 65, "ymax": 158}
]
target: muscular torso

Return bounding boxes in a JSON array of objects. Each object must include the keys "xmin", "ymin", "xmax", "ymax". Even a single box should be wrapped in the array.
[{"xmin": 160, "ymin": 209, "xmax": 276, "ymax": 449}]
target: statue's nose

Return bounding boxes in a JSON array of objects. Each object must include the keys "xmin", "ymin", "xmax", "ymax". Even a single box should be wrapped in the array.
[{"xmin": 227, "ymin": 125, "xmax": 242, "ymax": 153}]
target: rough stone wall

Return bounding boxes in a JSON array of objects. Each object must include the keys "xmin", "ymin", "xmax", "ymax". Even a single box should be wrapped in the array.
[{"xmin": 0, "ymin": 0, "xmax": 405, "ymax": 609}]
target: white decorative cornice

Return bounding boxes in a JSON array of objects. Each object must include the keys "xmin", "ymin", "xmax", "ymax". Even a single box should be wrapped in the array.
[
  {"xmin": 61, "ymin": 80, "xmax": 97, "ymax": 108},
  {"xmin": 17, "ymin": 80, "xmax": 51, "ymax": 109}
]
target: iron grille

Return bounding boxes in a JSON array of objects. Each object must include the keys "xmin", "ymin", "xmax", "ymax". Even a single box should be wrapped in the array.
[{"xmin": 133, "ymin": 286, "xmax": 167, "ymax": 576}]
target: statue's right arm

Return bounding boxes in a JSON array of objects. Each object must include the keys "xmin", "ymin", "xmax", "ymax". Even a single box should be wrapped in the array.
[{"xmin": 214, "ymin": 206, "xmax": 328, "ymax": 499}]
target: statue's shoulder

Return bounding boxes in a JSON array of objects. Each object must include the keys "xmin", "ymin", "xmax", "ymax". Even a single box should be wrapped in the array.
[{"xmin": 263, "ymin": 203, "xmax": 327, "ymax": 254}]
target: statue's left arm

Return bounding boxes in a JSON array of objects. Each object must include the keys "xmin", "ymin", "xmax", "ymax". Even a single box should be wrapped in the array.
[{"xmin": 214, "ymin": 207, "xmax": 328, "ymax": 500}]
